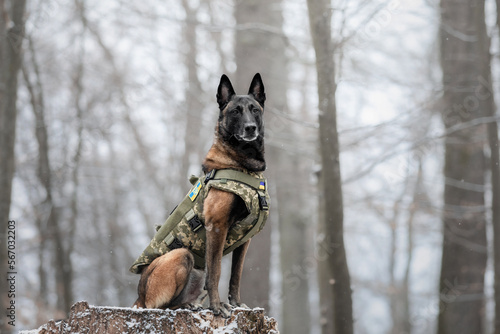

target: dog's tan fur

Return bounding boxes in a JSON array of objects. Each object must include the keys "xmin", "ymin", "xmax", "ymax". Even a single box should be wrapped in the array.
[{"xmin": 133, "ymin": 248, "xmax": 194, "ymax": 309}]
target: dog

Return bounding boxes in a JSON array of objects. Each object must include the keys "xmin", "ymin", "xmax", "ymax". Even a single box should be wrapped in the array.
[{"xmin": 132, "ymin": 73, "xmax": 268, "ymax": 317}]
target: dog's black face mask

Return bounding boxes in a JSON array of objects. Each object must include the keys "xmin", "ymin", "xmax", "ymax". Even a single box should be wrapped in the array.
[
  {"xmin": 216, "ymin": 73, "xmax": 266, "ymax": 147},
  {"xmin": 223, "ymin": 97, "xmax": 263, "ymax": 142}
]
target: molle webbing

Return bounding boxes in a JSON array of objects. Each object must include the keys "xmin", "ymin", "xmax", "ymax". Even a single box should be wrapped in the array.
[{"xmin": 129, "ymin": 169, "xmax": 269, "ymax": 272}]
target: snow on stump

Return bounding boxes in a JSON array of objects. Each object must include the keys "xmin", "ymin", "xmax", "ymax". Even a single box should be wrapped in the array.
[{"xmin": 32, "ymin": 301, "xmax": 279, "ymax": 334}]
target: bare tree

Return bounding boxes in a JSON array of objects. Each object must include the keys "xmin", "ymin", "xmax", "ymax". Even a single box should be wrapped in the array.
[
  {"xmin": 488, "ymin": 72, "xmax": 500, "ymax": 334},
  {"xmin": 307, "ymin": 0, "xmax": 353, "ymax": 333},
  {"xmin": 389, "ymin": 161, "xmax": 423, "ymax": 334},
  {"xmin": 0, "ymin": 1, "xmax": 26, "ymax": 332},
  {"xmin": 22, "ymin": 35, "xmax": 74, "ymax": 316},
  {"xmin": 233, "ymin": 1, "xmax": 314, "ymax": 332},
  {"xmin": 180, "ymin": 0, "xmax": 205, "ymax": 179},
  {"xmin": 437, "ymin": 0, "xmax": 490, "ymax": 332},
  {"xmin": 233, "ymin": 0, "xmax": 274, "ymax": 311},
  {"xmin": 486, "ymin": 3, "xmax": 500, "ymax": 332}
]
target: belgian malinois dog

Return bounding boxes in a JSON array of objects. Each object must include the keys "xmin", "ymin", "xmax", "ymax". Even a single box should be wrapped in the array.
[{"xmin": 133, "ymin": 73, "xmax": 267, "ymax": 317}]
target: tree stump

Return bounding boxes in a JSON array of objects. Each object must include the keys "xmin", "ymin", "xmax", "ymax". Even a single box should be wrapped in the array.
[{"xmin": 27, "ymin": 301, "xmax": 279, "ymax": 334}]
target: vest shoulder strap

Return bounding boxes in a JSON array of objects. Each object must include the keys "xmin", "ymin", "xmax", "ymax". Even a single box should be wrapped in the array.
[{"xmin": 208, "ymin": 169, "xmax": 266, "ymax": 190}]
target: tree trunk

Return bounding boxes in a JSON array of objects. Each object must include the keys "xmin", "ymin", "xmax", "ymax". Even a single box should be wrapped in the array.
[
  {"xmin": 34, "ymin": 301, "xmax": 279, "ymax": 334},
  {"xmin": 233, "ymin": 0, "xmax": 284, "ymax": 312},
  {"xmin": 488, "ymin": 78, "xmax": 500, "ymax": 334},
  {"xmin": 274, "ymin": 137, "xmax": 312, "ymax": 332},
  {"xmin": 181, "ymin": 0, "xmax": 204, "ymax": 179},
  {"xmin": 307, "ymin": 1, "xmax": 353, "ymax": 333},
  {"xmin": 0, "ymin": 1, "xmax": 26, "ymax": 332},
  {"xmin": 22, "ymin": 36, "xmax": 51, "ymax": 311},
  {"xmin": 23, "ymin": 36, "xmax": 74, "ymax": 316},
  {"xmin": 234, "ymin": 0, "xmax": 313, "ymax": 332},
  {"xmin": 388, "ymin": 186, "xmax": 411, "ymax": 334},
  {"xmin": 232, "ymin": 4, "xmax": 314, "ymax": 329},
  {"xmin": 437, "ymin": 1, "xmax": 489, "ymax": 333},
  {"xmin": 275, "ymin": 155, "xmax": 312, "ymax": 334},
  {"xmin": 65, "ymin": 28, "xmax": 85, "ymax": 308},
  {"xmin": 487, "ymin": 2, "xmax": 500, "ymax": 332},
  {"xmin": 389, "ymin": 161, "xmax": 421, "ymax": 334}
]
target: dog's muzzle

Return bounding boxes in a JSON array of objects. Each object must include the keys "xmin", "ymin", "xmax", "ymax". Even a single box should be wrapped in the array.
[{"xmin": 239, "ymin": 123, "xmax": 259, "ymax": 142}]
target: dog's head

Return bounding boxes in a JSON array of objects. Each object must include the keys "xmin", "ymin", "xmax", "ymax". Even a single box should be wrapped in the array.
[{"xmin": 216, "ymin": 73, "xmax": 266, "ymax": 143}]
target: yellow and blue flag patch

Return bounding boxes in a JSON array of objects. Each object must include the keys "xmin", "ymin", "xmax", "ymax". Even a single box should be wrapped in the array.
[{"xmin": 189, "ymin": 180, "xmax": 202, "ymax": 201}]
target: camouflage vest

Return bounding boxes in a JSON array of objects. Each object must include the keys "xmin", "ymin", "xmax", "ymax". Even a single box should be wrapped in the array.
[{"xmin": 129, "ymin": 169, "xmax": 270, "ymax": 272}]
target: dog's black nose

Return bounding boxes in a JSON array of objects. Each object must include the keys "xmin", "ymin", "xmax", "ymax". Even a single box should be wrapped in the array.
[{"xmin": 245, "ymin": 124, "xmax": 257, "ymax": 134}]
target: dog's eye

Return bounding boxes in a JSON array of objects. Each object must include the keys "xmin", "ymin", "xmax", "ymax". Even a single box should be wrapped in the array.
[
  {"xmin": 251, "ymin": 106, "xmax": 260, "ymax": 114},
  {"xmin": 230, "ymin": 108, "xmax": 240, "ymax": 115}
]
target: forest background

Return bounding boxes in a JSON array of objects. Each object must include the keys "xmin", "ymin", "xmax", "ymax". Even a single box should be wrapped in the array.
[{"xmin": 1, "ymin": 0, "xmax": 500, "ymax": 333}]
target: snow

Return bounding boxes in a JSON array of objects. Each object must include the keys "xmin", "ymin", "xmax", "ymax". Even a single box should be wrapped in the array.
[
  {"xmin": 191, "ymin": 312, "xmax": 213, "ymax": 331},
  {"xmin": 213, "ymin": 320, "xmax": 238, "ymax": 334}
]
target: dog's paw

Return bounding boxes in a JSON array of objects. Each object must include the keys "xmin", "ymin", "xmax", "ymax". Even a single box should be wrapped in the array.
[
  {"xmin": 228, "ymin": 296, "xmax": 249, "ymax": 309},
  {"xmin": 209, "ymin": 302, "xmax": 232, "ymax": 318},
  {"xmin": 228, "ymin": 300, "xmax": 249, "ymax": 309},
  {"xmin": 184, "ymin": 303, "xmax": 204, "ymax": 311},
  {"xmin": 233, "ymin": 302, "xmax": 249, "ymax": 309},
  {"xmin": 196, "ymin": 290, "xmax": 209, "ymax": 307}
]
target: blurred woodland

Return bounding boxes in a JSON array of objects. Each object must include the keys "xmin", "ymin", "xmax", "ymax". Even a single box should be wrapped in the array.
[{"xmin": 1, "ymin": 0, "xmax": 500, "ymax": 333}]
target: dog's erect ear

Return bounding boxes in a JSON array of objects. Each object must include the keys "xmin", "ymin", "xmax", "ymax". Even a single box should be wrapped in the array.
[
  {"xmin": 217, "ymin": 74, "xmax": 236, "ymax": 109},
  {"xmin": 248, "ymin": 73, "xmax": 266, "ymax": 107}
]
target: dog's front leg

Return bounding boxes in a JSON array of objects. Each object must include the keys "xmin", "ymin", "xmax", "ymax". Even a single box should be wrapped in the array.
[
  {"xmin": 204, "ymin": 188, "xmax": 233, "ymax": 317},
  {"xmin": 205, "ymin": 222, "xmax": 229, "ymax": 316},
  {"xmin": 228, "ymin": 239, "xmax": 250, "ymax": 308}
]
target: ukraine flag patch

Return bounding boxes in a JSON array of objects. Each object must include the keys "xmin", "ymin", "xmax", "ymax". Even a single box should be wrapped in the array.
[
  {"xmin": 189, "ymin": 180, "xmax": 202, "ymax": 201},
  {"xmin": 259, "ymin": 181, "xmax": 266, "ymax": 190}
]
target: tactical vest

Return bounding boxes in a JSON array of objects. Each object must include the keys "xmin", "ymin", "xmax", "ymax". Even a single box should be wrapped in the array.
[{"xmin": 129, "ymin": 169, "xmax": 270, "ymax": 272}]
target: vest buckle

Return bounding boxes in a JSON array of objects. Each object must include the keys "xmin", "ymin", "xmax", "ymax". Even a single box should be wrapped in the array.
[
  {"xmin": 188, "ymin": 215, "xmax": 203, "ymax": 232},
  {"xmin": 258, "ymin": 194, "xmax": 269, "ymax": 211},
  {"xmin": 169, "ymin": 237, "xmax": 184, "ymax": 250},
  {"xmin": 204, "ymin": 169, "xmax": 217, "ymax": 184}
]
